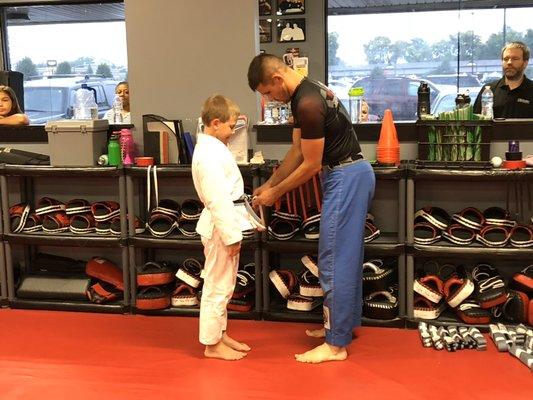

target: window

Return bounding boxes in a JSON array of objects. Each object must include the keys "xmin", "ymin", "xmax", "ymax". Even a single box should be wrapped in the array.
[
  {"xmin": 3, "ymin": 2, "xmax": 127, "ymax": 124},
  {"xmin": 328, "ymin": 6, "xmax": 533, "ymax": 120}
]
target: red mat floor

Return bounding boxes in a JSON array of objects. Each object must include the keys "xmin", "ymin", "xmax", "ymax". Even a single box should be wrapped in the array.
[{"xmin": 0, "ymin": 309, "xmax": 531, "ymax": 400}]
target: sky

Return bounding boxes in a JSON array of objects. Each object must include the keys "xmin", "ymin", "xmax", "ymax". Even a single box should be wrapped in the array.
[
  {"xmin": 329, "ymin": 7, "xmax": 533, "ymax": 66},
  {"xmin": 7, "ymin": 21, "xmax": 127, "ymax": 67}
]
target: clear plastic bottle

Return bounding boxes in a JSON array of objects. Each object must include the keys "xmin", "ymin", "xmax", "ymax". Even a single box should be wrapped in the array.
[
  {"xmin": 113, "ymin": 94, "xmax": 123, "ymax": 124},
  {"xmin": 348, "ymin": 87, "xmax": 364, "ymax": 123},
  {"xmin": 481, "ymin": 85, "xmax": 494, "ymax": 119}
]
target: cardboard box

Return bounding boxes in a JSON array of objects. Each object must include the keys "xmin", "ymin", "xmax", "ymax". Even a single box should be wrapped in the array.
[{"xmin": 45, "ymin": 119, "xmax": 109, "ymax": 166}]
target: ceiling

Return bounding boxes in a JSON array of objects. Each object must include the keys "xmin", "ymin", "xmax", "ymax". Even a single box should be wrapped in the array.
[
  {"xmin": 329, "ymin": 0, "xmax": 533, "ymax": 14},
  {"xmin": 4, "ymin": 2, "xmax": 124, "ymax": 25},
  {"xmin": 3, "ymin": 0, "xmax": 533, "ymax": 25}
]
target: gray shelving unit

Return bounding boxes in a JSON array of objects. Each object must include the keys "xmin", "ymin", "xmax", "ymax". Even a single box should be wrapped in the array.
[
  {"xmin": 405, "ymin": 164, "xmax": 533, "ymax": 329},
  {"xmin": 0, "ymin": 165, "xmax": 129, "ymax": 313},
  {"xmin": 125, "ymin": 165, "xmax": 263, "ymax": 319},
  {"xmin": 261, "ymin": 165, "xmax": 407, "ymax": 328}
]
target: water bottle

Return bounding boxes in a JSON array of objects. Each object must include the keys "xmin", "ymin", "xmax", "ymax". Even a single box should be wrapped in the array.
[
  {"xmin": 119, "ymin": 128, "xmax": 134, "ymax": 165},
  {"xmin": 108, "ymin": 133, "xmax": 121, "ymax": 166},
  {"xmin": 113, "ymin": 94, "xmax": 123, "ymax": 124},
  {"xmin": 74, "ymin": 87, "xmax": 97, "ymax": 119},
  {"xmin": 481, "ymin": 85, "xmax": 494, "ymax": 119},
  {"xmin": 348, "ymin": 87, "xmax": 364, "ymax": 123},
  {"xmin": 417, "ymin": 82, "xmax": 430, "ymax": 118},
  {"xmin": 263, "ymin": 102, "xmax": 274, "ymax": 124}
]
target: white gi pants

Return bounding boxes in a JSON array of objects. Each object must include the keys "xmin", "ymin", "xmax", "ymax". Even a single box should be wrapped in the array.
[{"xmin": 199, "ymin": 230, "xmax": 239, "ymax": 345}]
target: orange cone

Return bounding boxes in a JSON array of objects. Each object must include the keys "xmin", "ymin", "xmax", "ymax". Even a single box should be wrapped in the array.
[{"xmin": 377, "ymin": 109, "xmax": 400, "ymax": 166}]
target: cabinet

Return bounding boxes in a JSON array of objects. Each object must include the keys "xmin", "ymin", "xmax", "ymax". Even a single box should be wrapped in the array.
[
  {"xmin": 406, "ymin": 164, "xmax": 533, "ymax": 328},
  {"xmin": 0, "ymin": 165, "xmax": 129, "ymax": 313},
  {"xmin": 125, "ymin": 165, "xmax": 263, "ymax": 319},
  {"xmin": 260, "ymin": 165, "xmax": 406, "ymax": 327}
]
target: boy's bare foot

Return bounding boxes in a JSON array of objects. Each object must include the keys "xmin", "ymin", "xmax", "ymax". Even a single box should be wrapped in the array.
[
  {"xmin": 204, "ymin": 341, "xmax": 247, "ymax": 360},
  {"xmin": 222, "ymin": 332, "xmax": 251, "ymax": 352},
  {"xmin": 295, "ymin": 342, "xmax": 347, "ymax": 364},
  {"xmin": 305, "ymin": 328, "xmax": 325, "ymax": 338}
]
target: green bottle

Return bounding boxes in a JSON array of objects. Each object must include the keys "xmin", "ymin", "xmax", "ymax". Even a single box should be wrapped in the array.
[{"xmin": 108, "ymin": 133, "xmax": 121, "ymax": 166}]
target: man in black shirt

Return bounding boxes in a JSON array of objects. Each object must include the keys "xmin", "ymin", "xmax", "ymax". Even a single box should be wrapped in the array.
[
  {"xmin": 473, "ymin": 41, "xmax": 533, "ymax": 118},
  {"xmin": 248, "ymin": 54, "xmax": 375, "ymax": 363}
]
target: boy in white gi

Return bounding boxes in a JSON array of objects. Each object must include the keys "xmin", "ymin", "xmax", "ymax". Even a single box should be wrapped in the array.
[{"xmin": 192, "ymin": 95, "xmax": 251, "ymax": 361}]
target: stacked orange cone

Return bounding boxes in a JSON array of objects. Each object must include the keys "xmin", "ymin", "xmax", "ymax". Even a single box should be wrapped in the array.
[{"xmin": 377, "ymin": 109, "xmax": 400, "ymax": 166}]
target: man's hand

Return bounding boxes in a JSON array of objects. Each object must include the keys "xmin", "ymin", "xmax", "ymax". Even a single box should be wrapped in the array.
[
  {"xmin": 252, "ymin": 187, "xmax": 280, "ymax": 207},
  {"xmin": 227, "ymin": 241, "xmax": 242, "ymax": 257},
  {"xmin": 252, "ymin": 181, "xmax": 272, "ymax": 197}
]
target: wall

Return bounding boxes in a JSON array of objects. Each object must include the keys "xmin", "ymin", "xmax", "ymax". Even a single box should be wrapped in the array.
[
  {"xmin": 259, "ymin": 0, "xmax": 326, "ymax": 83},
  {"xmin": 124, "ymin": 0, "xmax": 259, "ymax": 148}
]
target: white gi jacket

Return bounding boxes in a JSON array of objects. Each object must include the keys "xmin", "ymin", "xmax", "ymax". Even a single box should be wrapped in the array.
[{"xmin": 192, "ymin": 133, "xmax": 249, "ymax": 246}]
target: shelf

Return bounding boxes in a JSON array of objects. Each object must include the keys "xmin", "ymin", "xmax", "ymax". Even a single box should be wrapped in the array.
[
  {"xmin": 264, "ymin": 302, "xmax": 403, "ymax": 327},
  {"xmin": 125, "ymin": 164, "xmax": 258, "ymax": 178},
  {"xmin": 10, "ymin": 298, "xmax": 126, "ymax": 313},
  {"xmin": 263, "ymin": 232, "xmax": 404, "ymax": 255},
  {"xmin": 133, "ymin": 306, "xmax": 260, "ymax": 320},
  {"xmin": 405, "ymin": 309, "xmax": 525, "ymax": 332},
  {"xmin": 408, "ymin": 242, "xmax": 533, "ymax": 259},
  {"xmin": 5, "ymin": 232, "xmax": 124, "ymax": 247},
  {"xmin": 1, "ymin": 164, "xmax": 122, "ymax": 177},
  {"xmin": 130, "ymin": 233, "xmax": 259, "ymax": 250},
  {"xmin": 407, "ymin": 165, "xmax": 533, "ymax": 180}
]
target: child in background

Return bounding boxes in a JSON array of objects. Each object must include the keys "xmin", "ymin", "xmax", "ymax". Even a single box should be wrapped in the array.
[
  {"xmin": 191, "ymin": 94, "xmax": 251, "ymax": 361},
  {"xmin": 0, "ymin": 85, "xmax": 29, "ymax": 125}
]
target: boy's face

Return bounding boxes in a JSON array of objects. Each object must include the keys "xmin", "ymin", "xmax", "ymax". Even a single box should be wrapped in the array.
[{"xmin": 212, "ymin": 115, "xmax": 238, "ymax": 144}]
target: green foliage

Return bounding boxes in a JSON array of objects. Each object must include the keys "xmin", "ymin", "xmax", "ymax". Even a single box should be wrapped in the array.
[
  {"xmin": 328, "ymin": 32, "xmax": 340, "ymax": 66},
  {"xmin": 96, "ymin": 63, "xmax": 113, "ymax": 78},
  {"xmin": 364, "ymin": 36, "xmax": 393, "ymax": 64},
  {"xmin": 14, "ymin": 57, "xmax": 38, "ymax": 79},
  {"xmin": 86, "ymin": 64, "xmax": 94, "ymax": 74},
  {"xmin": 370, "ymin": 66, "xmax": 384, "ymax": 79},
  {"xmin": 55, "ymin": 61, "xmax": 72, "ymax": 74}
]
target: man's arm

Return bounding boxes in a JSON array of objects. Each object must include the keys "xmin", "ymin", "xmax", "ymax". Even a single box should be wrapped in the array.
[
  {"xmin": 254, "ymin": 136, "xmax": 323, "ymax": 206},
  {"xmin": 263, "ymin": 128, "xmax": 303, "ymax": 189}
]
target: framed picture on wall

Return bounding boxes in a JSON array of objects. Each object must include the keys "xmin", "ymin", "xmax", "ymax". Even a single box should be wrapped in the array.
[
  {"xmin": 277, "ymin": 18, "xmax": 305, "ymax": 42},
  {"xmin": 260, "ymin": 19, "xmax": 272, "ymax": 43},
  {"xmin": 277, "ymin": 0, "xmax": 305, "ymax": 15},
  {"xmin": 259, "ymin": 0, "xmax": 272, "ymax": 16}
]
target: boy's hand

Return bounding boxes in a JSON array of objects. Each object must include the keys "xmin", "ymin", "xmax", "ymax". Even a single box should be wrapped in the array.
[{"xmin": 227, "ymin": 241, "xmax": 242, "ymax": 257}]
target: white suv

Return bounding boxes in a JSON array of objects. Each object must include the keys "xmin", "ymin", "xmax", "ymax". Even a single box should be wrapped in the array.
[{"xmin": 23, "ymin": 75, "xmax": 119, "ymax": 124}]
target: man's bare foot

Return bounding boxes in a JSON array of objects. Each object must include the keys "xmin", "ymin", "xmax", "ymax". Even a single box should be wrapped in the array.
[
  {"xmin": 222, "ymin": 332, "xmax": 251, "ymax": 352},
  {"xmin": 295, "ymin": 342, "xmax": 347, "ymax": 364},
  {"xmin": 204, "ymin": 341, "xmax": 247, "ymax": 360},
  {"xmin": 305, "ymin": 328, "xmax": 325, "ymax": 338}
]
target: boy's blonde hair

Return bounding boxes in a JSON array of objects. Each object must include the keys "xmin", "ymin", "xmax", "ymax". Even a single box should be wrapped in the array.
[{"xmin": 201, "ymin": 95, "xmax": 240, "ymax": 126}]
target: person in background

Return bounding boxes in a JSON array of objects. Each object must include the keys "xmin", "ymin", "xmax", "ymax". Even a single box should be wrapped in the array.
[
  {"xmin": 0, "ymin": 85, "xmax": 29, "ymax": 125},
  {"xmin": 103, "ymin": 81, "xmax": 131, "ymax": 123},
  {"xmin": 192, "ymin": 95, "xmax": 253, "ymax": 361},
  {"xmin": 473, "ymin": 41, "xmax": 533, "ymax": 118},
  {"xmin": 248, "ymin": 54, "xmax": 375, "ymax": 364}
]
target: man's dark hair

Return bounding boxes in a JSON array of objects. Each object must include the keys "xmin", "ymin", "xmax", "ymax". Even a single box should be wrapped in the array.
[{"xmin": 247, "ymin": 53, "xmax": 285, "ymax": 91}]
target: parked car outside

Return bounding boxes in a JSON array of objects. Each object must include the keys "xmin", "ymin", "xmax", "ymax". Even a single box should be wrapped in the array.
[
  {"xmin": 431, "ymin": 88, "xmax": 481, "ymax": 116},
  {"xmin": 23, "ymin": 75, "xmax": 119, "ymax": 124},
  {"xmin": 350, "ymin": 76, "xmax": 439, "ymax": 121}
]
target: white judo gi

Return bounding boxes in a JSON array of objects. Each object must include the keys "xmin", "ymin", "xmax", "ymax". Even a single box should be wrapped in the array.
[{"xmin": 192, "ymin": 133, "xmax": 249, "ymax": 345}]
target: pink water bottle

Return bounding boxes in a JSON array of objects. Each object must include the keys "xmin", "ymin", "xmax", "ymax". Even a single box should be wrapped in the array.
[{"xmin": 119, "ymin": 128, "xmax": 135, "ymax": 165}]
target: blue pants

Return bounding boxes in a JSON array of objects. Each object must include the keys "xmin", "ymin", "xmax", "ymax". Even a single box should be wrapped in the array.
[{"xmin": 319, "ymin": 160, "xmax": 375, "ymax": 347}]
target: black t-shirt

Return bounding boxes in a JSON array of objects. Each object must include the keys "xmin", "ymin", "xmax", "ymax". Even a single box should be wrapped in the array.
[
  {"xmin": 473, "ymin": 76, "xmax": 533, "ymax": 118},
  {"xmin": 290, "ymin": 78, "xmax": 362, "ymax": 165}
]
